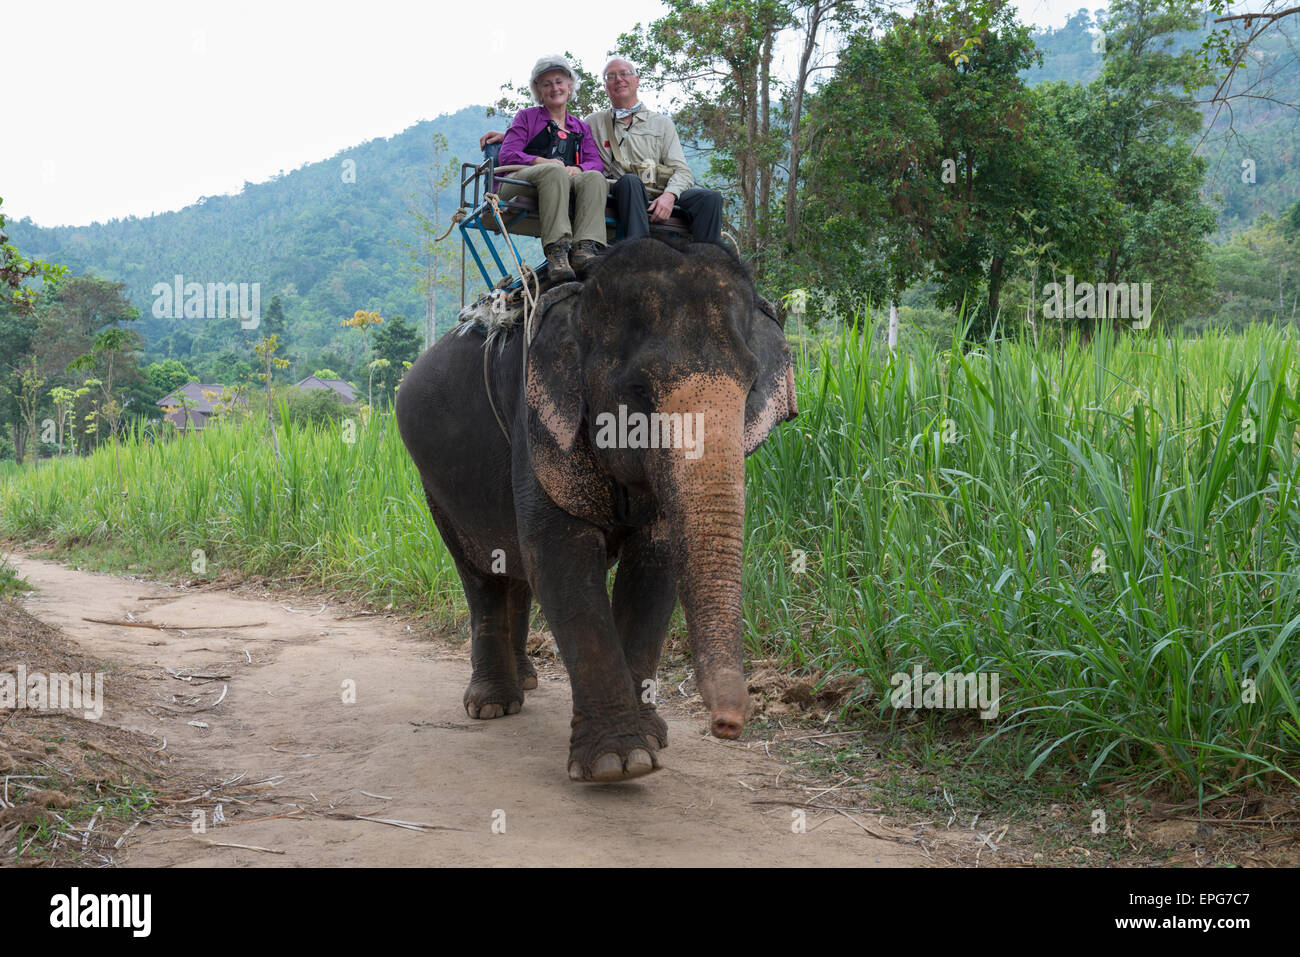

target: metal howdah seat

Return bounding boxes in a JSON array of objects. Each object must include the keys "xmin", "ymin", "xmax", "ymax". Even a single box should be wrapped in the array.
[{"xmin": 458, "ymin": 142, "xmax": 690, "ymax": 296}]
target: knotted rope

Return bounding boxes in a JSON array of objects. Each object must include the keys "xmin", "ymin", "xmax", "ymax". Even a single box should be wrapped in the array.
[
  {"xmin": 433, "ymin": 207, "xmax": 467, "ymax": 243},
  {"xmin": 478, "ymin": 193, "xmax": 543, "ymax": 445}
]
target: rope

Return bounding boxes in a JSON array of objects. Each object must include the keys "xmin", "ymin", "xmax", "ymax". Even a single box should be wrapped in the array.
[
  {"xmin": 485, "ymin": 194, "xmax": 541, "ymax": 345},
  {"xmin": 483, "ymin": 342, "xmax": 506, "ymax": 442},
  {"xmin": 479, "ymin": 193, "xmax": 544, "ymax": 446},
  {"xmin": 433, "ymin": 207, "xmax": 467, "ymax": 243}
]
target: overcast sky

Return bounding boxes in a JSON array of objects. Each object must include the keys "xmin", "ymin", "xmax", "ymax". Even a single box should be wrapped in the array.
[{"xmin": 3, "ymin": 0, "xmax": 1101, "ymax": 227}]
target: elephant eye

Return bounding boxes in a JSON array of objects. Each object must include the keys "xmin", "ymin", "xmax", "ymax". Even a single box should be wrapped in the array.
[{"xmin": 626, "ymin": 380, "xmax": 653, "ymax": 406}]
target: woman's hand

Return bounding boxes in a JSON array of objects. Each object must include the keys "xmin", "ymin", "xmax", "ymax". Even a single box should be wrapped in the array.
[{"xmin": 567, "ymin": 165, "xmax": 581, "ymax": 177}]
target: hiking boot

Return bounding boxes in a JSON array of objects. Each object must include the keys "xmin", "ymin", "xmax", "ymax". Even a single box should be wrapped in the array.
[
  {"xmin": 569, "ymin": 240, "xmax": 604, "ymax": 274},
  {"xmin": 544, "ymin": 241, "xmax": 576, "ymax": 283}
]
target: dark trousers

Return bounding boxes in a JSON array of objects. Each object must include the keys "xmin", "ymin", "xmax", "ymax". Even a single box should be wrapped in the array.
[{"xmin": 611, "ymin": 173, "xmax": 723, "ymax": 245}]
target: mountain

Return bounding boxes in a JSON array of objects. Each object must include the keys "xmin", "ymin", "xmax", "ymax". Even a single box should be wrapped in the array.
[
  {"xmin": 7, "ymin": 106, "xmax": 491, "ymax": 371},
  {"xmin": 1025, "ymin": 9, "xmax": 1300, "ymax": 237}
]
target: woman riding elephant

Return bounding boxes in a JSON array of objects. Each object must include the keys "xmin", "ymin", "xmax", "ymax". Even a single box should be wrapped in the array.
[{"xmin": 496, "ymin": 55, "xmax": 608, "ymax": 281}]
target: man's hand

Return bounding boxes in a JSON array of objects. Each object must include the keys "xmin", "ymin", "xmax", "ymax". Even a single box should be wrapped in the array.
[
  {"xmin": 567, "ymin": 165, "xmax": 582, "ymax": 177},
  {"xmin": 479, "ymin": 130, "xmax": 505, "ymax": 150},
  {"xmin": 648, "ymin": 192, "xmax": 676, "ymax": 224}
]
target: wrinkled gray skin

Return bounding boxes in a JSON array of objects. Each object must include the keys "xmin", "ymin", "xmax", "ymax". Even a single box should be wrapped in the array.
[{"xmin": 396, "ymin": 239, "xmax": 797, "ymax": 782}]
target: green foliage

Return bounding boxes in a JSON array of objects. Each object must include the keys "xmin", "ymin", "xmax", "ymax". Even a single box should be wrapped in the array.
[
  {"xmin": 1198, "ymin": 25, "xmax": 1300, "ymax": 235},
  {"xmin": 0, "ymin": 552, "xmax": 30, "ymax": 598},
  {"xmin": 1204, "ymin": 202, "xmax": 1300, "ymax": 328},
  {"xmin": 0, "ymin": 274, "xmax": 142, "ymax": 459},
  {"xmin": 371, "ymin": 314, "xmax": 421, "ymax": 396},
  {"xmin": 1022, "ymin": 8, "xmax": 1299, "ymax": 239},
  {"xmin": 144, "ymin": 359, "xmax": 194, "ymax": 402},
  {"xmin": 261, "ymin": 294, "xmax": 287, "ymax": 344},
  {"xmin": 796, "ymin": 0, "xmax": 1222, "ymax": 338},
  {"xmin": 0, "ymin": 197, "xmax": 66, "ymax": 312},
  {"xmin": 619, "ymin": 0, "xmax": 798, "ymax": 256},
  {"xmin": 800, "ymin": 1, "xmax": 1099, "ymax": 335},
  {"xmin": 1080, "ymin": 0, "xmax": 1217, "ymax": 321},
  {"xmin": 282, "ymin": 385, "xmax": 349, "ymax": 425},
  {"xmin": 211, "ymin": 351, "xmax": 258, "ymax": 386}
]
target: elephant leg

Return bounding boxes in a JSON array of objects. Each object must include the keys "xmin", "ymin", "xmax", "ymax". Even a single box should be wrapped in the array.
[
  {"xmin": 612, "ymin": 521, "xmax": 676, "ymax": 752},
  {"xmin": 508, "ymin": 578, "xmax": 537, "ymax": 691},
  {"xmin": 460, "ymin": 569, "xmax": 525, "ymax": 719},
  {"xmin": 522, "ymin": 515, "xmax": 658, "ymax": 783},
  {"xmin": 423, "ymin": 489, "xmax": 524, "ymax": 719}
]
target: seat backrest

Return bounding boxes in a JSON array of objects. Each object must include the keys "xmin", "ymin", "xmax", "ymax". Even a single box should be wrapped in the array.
[{"xmin": 482, "ymin": 141, "xmax": 501, "ymax": 194}]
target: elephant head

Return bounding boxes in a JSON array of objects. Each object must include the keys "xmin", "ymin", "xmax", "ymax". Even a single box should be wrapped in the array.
[{"xmin": 523, "ymin": 239, "xmax": 798, "ymax": 739}]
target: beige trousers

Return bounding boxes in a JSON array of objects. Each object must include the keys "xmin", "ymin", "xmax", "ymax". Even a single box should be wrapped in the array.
[{"xmin": 498, "ymin": 163, "xmax": 607, "ymax": 248}]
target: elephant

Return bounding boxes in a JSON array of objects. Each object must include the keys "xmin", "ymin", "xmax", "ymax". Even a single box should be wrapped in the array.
[{"xmin": 395, "ymin": 237, "xmax": 798, "ymax": 782}]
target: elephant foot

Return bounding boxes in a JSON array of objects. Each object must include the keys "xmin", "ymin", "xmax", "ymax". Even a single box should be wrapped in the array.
[
  {"xmin": 639, "ymin": 704, "xmax": 669, "ymax": 751},
  {"xmin": 464, "ymin": 678, "xmax": 524, "ymax": 719},
  {"xmin": 567, "ymin": 715, "xmax": 662, "ymax": 783},
  {"xmin": 569, "ymin": 749, "xmax": 657, "ymax": 782},
  {"xmin": 517, "ymin": 655, "xmax": 538, "ymax": 691}
]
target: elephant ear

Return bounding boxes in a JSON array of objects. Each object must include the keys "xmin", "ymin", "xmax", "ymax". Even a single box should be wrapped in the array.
[
  {"xmin": 743, "ymin": 296, "xmax": 799, "ymax": 456},
  {"xmin": 525, "ymin": 282, "xmax": 585, "ymax": 454}
]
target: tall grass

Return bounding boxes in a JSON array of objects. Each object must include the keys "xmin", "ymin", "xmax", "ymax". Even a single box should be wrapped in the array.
[
  {"xmin": 745, "ymin": 319, "xmax": 1300, "ymax": 796},
  {"xmin": 0, "ymin": 411, "xmax": 461, "ymax": 615},
  {"xmin": 3, "ymin": 321, "xmax": 1298, "ymax": 795}
]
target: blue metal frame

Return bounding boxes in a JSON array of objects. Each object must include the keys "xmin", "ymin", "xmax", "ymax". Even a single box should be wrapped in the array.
[
  {"xmin": 456, "ymin": 144, "xmax": 672, "ymax": 298},
  {"xmin": 458, "ymin": 192, "xmax": 543, "ymax": 294},
  {"xmin": 457, "ymin": 146, "xmax": 551, "ymax": 296}
]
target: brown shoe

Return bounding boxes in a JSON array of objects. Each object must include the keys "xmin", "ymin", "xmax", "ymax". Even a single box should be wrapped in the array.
[
  {"xmin": 544, "ymin": 242, "xmax": 576, "ymax": 283},
  {"xmin": 569, "ymin": 240, "xmax": 604, "ymax": 274}
]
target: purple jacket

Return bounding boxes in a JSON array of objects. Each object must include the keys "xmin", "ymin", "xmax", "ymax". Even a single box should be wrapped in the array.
[{"xmin": 497, "ymin": 106, "xmax": 603, "ymax": 172}]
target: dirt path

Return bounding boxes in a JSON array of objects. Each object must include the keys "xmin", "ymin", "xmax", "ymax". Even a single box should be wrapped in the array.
[{"xmin": 9, "ymin": 555, "xmax": 922, "ymax": 867}]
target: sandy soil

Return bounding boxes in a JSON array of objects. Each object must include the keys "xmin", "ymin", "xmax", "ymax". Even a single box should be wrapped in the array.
[{"xmin": 7, "ymin": 554, "xmax": 924, "ymax": 867}]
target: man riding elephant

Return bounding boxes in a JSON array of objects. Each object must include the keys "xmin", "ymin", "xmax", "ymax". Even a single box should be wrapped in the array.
[{"xmin": 587, "ymin": 57, "xmax": 724, "ymax": 246}]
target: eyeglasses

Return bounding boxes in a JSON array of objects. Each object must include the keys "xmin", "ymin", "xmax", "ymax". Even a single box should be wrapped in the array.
[{"xmin": 603, "ymin": 71, "xmax": 636, "ymax": 81}]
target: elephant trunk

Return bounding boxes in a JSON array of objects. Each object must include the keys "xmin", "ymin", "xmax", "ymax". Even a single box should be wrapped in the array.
[{"xmin": 652, "ymin": 375, "xmax": 749, "ymax": 739}]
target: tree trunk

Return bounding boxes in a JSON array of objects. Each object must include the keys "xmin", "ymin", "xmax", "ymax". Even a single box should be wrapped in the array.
[
  {"xmin": 1105, "ymin": 246, "xmax": 1120, "ymax": 286},
  {"xmin": 758, "ymin": 23, "xmax": 773, "ymax": 247},
  {"xmin": 785, "ymin": 1, "xmax": 826, "ymax": 246},
  {"xmin": 740, "ymin": 79, "xmax": 758, "ymax": 254}
]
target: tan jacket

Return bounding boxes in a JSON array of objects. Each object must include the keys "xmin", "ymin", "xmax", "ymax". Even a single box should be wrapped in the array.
[{"xmin": 584, "ymin": 107, "xmax": 695, "ymax": 198}]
